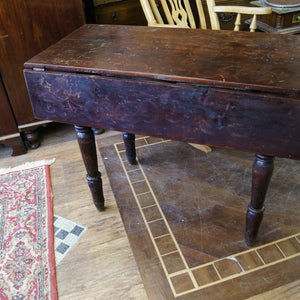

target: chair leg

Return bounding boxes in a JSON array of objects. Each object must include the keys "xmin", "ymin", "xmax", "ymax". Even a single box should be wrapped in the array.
[
  {"xmin": 245, "ymin": 154, "xmax": 274, "ymax": 246},
  {"xmin": 122, "ymin": 132, "xmax": 137, "ymax": 165}
]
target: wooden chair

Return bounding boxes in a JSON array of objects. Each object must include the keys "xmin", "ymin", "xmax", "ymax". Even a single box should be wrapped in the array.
[
  {"xmin": 140, "ymin": 0, "xmax": 272, "ymax": 32},
  {"xmin": 206, "ymin": 0, "xmax": 272, "ymax": 32},
  {"xmin": 140, "ymin": 0, "xmax": 207, "ymax": 29}
]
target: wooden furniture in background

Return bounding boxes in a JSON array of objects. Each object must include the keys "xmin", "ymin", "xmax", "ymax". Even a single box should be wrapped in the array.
[
  {"xmin": 207, "ymin": 0, "xmax": 272, "ymax": 31},
  {"xmin": 24, "ymin": 25, "xmax": 299, "ymax": 245},
  {"xmin": 205, "ymin": 0, "xmax": 268, "ymax": 30},
  {"xmin": 140, "ymin": 0, "xmax": 207, "ymax": 28},
  {"xmin": 94, "ymin": 0, "xmax": 147, "ymax": 25},
  {"xmin": 140, "ymin": 0, "xmax": 271, "ymax": 31},
  {"xmin": 90, "ymin": 1, "xmax": 276, "ymax": 31},
  {"xmin": 0, "ymin": 0, "xmax": 85, "ymax": 155},
  {"xmin": 251, "ymin": 0, "xmax": 300, "ymax": 34},
  {"xmin": 0, "ymin": 75, "xmax": 26, "ymax": 156}
]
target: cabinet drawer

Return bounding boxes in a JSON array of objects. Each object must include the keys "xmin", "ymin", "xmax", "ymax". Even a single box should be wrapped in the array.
[{"xmin": 95, "ymin": 0, "xmax": 147, "ymax": 25}]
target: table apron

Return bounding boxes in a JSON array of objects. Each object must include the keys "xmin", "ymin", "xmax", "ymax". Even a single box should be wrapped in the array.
[{"xmin": 24, "ymin": 70, "xmax": 300, "ymax": 159}]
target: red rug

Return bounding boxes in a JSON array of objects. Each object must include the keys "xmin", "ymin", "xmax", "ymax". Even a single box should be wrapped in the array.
[{"xmin": 0, "ymin": 160, "xmax": 58, "ymax": 300}]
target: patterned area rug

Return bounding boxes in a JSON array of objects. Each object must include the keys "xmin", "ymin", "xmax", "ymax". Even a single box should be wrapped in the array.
[
  {"xmin": 99, "ymin": 134, "xmax": 300, "ymax": 299},
  {"xmin": 0, "ymin": 160, "xmax": 57, "ymax": 300}
]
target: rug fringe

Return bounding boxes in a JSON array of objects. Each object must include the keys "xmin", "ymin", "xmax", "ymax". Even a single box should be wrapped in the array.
[{"xmin": 0, "ymin": 158, "xmax": 56, "ymax": 175}]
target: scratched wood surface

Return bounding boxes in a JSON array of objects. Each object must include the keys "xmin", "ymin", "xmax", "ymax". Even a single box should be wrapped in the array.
[
  {"xmin": 24, "ymin": 69, "xmax": 300, "ymax": 159},
  {"xmin": 24, "ymin": 24, "xmax": 300, "ymax": 93}
]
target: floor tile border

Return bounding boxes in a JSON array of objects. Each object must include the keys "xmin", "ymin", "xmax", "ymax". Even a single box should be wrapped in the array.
[{"xmin": 114, "ymin": 137, "xmax": 300, "ymax": 297}]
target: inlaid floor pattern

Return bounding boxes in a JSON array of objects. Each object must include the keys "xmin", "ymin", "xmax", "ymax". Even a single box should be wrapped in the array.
[
  {"xmin": 54, "ymin": 215, "xmax": 87, "ymax": 265},
  {"xmin": 99, "ymin": 135, "xmax": 300, "ymax": 299}
]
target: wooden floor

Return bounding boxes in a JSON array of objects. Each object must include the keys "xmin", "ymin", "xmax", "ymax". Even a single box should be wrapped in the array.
[{"xmin": 0, "ymin": 123, "xmax": 299, "ymax": 299}]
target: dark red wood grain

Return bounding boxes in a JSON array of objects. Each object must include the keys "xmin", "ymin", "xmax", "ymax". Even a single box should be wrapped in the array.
[
  {"xmin": 24, "ymin": 24, "xmax": 300, "ymax": 94},
  {"xmin": 24, "ymin": 70, "xmax": 299, "ymax": 159}
]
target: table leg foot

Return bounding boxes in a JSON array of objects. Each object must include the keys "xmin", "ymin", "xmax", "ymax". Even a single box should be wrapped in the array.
[
  {"xmin": 245, "ymin": 154, "xmax": 274, "ymax": 246},
  {"xmin": 86, "ymin": 173, "xmax": 105, "ymax": 211},
  {"xmin": 75, "ymin": 125, "xmax": 105, "ymax": 211},
  {"xmin": 122, "ymin": 132, "xmax": 137, "ymax": 165}
]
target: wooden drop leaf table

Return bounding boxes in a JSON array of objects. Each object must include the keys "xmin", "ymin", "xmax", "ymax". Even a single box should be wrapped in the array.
[{"xmin": 23, "ymin": 24, "xmax": 300, "ymax": 246}]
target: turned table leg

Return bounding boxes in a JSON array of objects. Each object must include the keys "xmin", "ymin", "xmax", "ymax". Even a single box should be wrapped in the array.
[
  {"xmin": 245, "ymin": 154, "xmax": 274, "ymax": 246},
  {"xmin": 75, "ymin": 125, "xmax": 105, "ymax": 211},
  {"xmin": 23, "ymin": 128, "xmax": 41, "ymax": 149},
  {"xmin": 122, "ymin": 132, "xmax": 137, "ymax": 165}
]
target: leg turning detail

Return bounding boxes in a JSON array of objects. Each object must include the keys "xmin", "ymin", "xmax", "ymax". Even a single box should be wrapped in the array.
[
  {"xmin": 245, "ymin": 154, "xmax": 274, "ymax": 246},
  {"xmin": 75, "ymin": 125, "xmax": 105, "ymax": 211}
]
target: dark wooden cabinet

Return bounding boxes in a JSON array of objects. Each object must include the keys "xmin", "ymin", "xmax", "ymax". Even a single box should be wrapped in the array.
[
  {"xmin": 0, "ymin": 0, "xmax": 85, "ymax": 155},
  {"xmin": 94, "ymin": 0, "xmax": 147, "ymax": 25},
  {"xmin": 0, "ymin": 75, "xmax": 26, "ymax": 156}
]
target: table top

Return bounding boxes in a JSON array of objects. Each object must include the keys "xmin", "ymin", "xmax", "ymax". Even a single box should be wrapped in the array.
[{"xmin": 24, "ymin": 24, "xmax": 300, "ymax": 97}]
